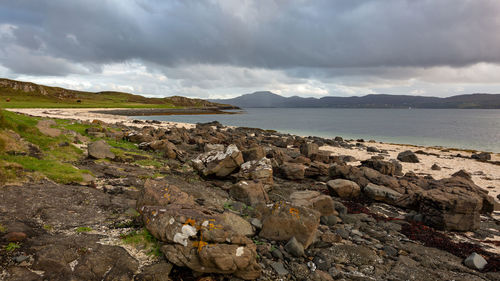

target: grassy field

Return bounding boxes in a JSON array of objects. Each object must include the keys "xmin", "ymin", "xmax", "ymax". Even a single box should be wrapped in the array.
[
  {"xmin": 0, "ymin": 78, "xmax": 232, "ymax": 109},
  {"xmin": 0, "ymin": 109, "xmax": 167, "ymax": 185}
]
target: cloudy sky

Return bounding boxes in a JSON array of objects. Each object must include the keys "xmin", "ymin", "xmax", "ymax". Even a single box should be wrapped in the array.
[{"xmin": 1, "ymin": 0, "xmax": 500, "ymax": 98}]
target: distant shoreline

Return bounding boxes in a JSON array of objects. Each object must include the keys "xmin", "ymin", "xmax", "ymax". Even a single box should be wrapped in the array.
[{"xmin": 90, "ymin": 107, "xmax": 242, "ymax": 116}]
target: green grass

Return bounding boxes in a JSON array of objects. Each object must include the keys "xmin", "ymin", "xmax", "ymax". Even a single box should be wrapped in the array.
[
  {"xmin": 120, "ymin": 229, "xmax": 162, "ymax": 257},
  {"xmin": 0, "ymin": 224, "xmax": 6, "ymax": 233},
  {"xmin": 0, "ymin": 155, "xmax": 89, "ymax": 184},
  {"xmin": 75, "ymin": 227, "xmax": 93, "ymax": 233},
  {"xmin": 5, "ymin": 242, "xmax": 20, "ymax": 252}
]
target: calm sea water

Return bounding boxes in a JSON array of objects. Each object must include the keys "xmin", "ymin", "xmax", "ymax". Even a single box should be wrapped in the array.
[{"xmin": 134, "ymin": 108, "xmax": 500, "ymax": 152}]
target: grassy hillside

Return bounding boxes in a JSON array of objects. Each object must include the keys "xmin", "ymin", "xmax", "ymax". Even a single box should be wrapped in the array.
[
  {"xmin": 0, "ymin": 78, "xmax": 235, "ymax": 108},
  {"xmin": 0, "ymin": 109, "xmax": 169, "ymax": 185}
]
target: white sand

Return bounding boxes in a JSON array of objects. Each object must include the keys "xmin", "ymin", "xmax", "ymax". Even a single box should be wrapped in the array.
[
  {"xmin": 321, "ymin": 143, "xmax": 500, "ymax": 202},
  {"xmin": 7, "ymin": 108, "xmax": 499, "ymax": 203}
]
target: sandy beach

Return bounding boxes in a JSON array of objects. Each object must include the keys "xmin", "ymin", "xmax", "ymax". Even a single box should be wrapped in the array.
[{"xmin": 7, "ymin": 108, "xmax": 500, "ymax": 203}]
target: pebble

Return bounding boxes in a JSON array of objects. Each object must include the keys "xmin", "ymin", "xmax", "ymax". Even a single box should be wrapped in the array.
[
  {"xmin": 271, "ymin": 261, "xmax": 289, "ymax": 276},
  {"xmin": 464, "ymin": 252, "xmax": 487, "ymax": 271}
]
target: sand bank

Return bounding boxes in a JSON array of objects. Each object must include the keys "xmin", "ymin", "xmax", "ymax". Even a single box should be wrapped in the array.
[{"xmin": 7, "ymin": 108, "xmax": 499, "ymax": 202}]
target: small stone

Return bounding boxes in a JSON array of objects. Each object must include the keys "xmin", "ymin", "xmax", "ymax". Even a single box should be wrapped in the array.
[
  {"xmin": 335, "ymin": 228, "xmax": 350, "ymax": 240},
  {"xmin": 271, "ymin": 261, "xmax": 289, "ymax": 276},
  {"xmin": 3, "ymin": 232, "xmax": 27, "ymax": 242},
  {"xmin": 383, "ymin": 245, "xmax": 398, "ymax": 257},
  {"xmin": 14, "ymin": 255, "xmax": 28, "ymax": 263},
  {"xmin": 431, "ymin": 163, "xmax": 441, "ymax": 170},
  {"xmin": 464, "ymin": 252, "xmax": 487, "ymax": 270},
  {"xmin": 284, "ymin": 237, "xmax": 304, "ymax": 257},
  {"xmin": 272, "ymin": 249, "xmax": 284, "ymax": 260},
  {"xmin": 320, "ymin": 215, "xmax": 339, "ymax": 226},
  {"xmin": 250, "ymin": 218, "xmax": 262, "ymax": 229}
]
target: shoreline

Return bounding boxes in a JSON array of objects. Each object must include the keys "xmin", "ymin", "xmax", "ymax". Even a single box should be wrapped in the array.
[{"xmin": 6, "ymin": 107, "xmax": 500, "ymax": 202}]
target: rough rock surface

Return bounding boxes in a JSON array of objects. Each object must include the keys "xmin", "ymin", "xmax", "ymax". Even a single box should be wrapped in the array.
[
  {"xmin": 327, "ymin": 179, "xmax": 361, "ymax": 199},
  {"xmin": 192, "ymin": 144, "xmax": 244, "ymax": 177},
  {"xmin": 259, "ymin": 203, "xmax": 320, "ymax": 248},
  {"xmin": 88, "ymin": 140, "xmax": 115, "ymax": 159}
]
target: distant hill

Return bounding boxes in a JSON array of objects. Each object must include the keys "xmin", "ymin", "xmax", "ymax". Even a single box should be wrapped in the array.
[
  {"xmin": 0, "ymin": 78, "xmax": 238, "ymax": 109},
  {"xmin": 210, "ymin": 91, "xmax": 500, "ymax": 109}
]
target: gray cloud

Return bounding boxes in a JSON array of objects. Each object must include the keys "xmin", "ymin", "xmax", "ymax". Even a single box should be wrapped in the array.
[
  {"xmin": 1, "ymin": 0, "xmax": 500, "ymax": 97},
  {"xmin": 2, "ymin": 0, "xmax": 500, "ymax": 70}
]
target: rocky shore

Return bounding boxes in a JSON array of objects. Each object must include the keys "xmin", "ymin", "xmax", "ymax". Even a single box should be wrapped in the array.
[{"xmin": 1, "ymin": 110, "xmax": 499, "ymax": 281}]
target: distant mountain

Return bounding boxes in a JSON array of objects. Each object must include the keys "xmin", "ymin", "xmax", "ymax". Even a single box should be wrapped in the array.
[
  {"xmin": 210, "ymin": 91, "xmax": 500, "ymax": 109},
  {"xmin": 0, "ymin": 78, "xmax": 238, "ymax": 109}
]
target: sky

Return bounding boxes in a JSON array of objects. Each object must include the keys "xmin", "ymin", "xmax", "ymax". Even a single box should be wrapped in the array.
[{"xmin": 1, "ymin": 0, "xmax": 500, "ymax": 99}]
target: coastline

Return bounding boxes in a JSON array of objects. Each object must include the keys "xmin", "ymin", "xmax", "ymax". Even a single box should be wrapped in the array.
[{"xmin": 6, "ymin": 107, "xmax": 500, "ymax": 202}]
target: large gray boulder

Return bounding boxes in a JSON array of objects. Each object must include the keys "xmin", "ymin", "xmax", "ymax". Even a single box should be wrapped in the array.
[{"xmin": 87, "ymin": 140, "xmax": 115, "ymax": 160}]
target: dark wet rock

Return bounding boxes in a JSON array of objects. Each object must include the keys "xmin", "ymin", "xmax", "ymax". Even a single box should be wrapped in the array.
[
  {"xmin": 452, "ymin": 169, "xmax": 472, "ymax": 180},
  {"xmin": 367, "ymin": 146, "xmax": 380, "ymax": 153},
  {"xmin": 327, "ymin": 179, "xmax": 361, "ymax": 199},
  {"xmin": 431, "ymin": 163, "xmax": 441, "ymax": 170},
  {"xmin": 192, "ymin": 144, "xmax": 244, "ymax": 177},
  {"xmin": 471, "ymin": 152, "xmax": 491, "ymax": 162},
  {"xmin": 259, "ymin": 202, "xmax": 320, "ymax": 248},
  {"xmin": 88, "ymin": 140, "xmax": 115, "ymax": 159},
  {"xmin": 397, "ymin": 150, "xmax": 419, "ymax": 163}
]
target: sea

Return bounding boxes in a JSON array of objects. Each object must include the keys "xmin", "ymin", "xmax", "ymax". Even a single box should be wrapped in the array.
[{"xmin": 134, "ymin": 108, "xmax": 500, "ymax": 153}]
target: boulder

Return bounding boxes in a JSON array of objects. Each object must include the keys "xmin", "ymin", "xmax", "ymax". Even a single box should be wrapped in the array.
[
  {"xmin": 236, "ymin": 158, "xmax": 273, "ymax": 188},
  {"xmin": 361, "ymin": 159, "xmax": 401, "ymax": 176},
  {"xmin": 259, "ymin": 202, "xmax": 320, "ymax": 248},
  {"xmin": 327, "ymin": 179, "xmax": 361, "ymax": 199},
  {"xmin": 140, "ymin": 140, "xmax": 179, "ymax": 159},
  {"xmin": 87, "ymin": 140, "xmax": 115, "ymax": 160},
  {"xmin": 280, "ymin": 163, "xmax": 306, "ymax": 180},
  {"xmin": 431, "ymin": 163, "xmax": 441, "ymax": 170},
  {"xmin": 414, "ymin": 187, "xmax": 483, "ymax": 231},
  {"xmin": 126, "ymin": 131, "xmax": 153, "ymax": 143},
  {"xmin": 304, "ymin": 161, "xmax": 329, "ymax": 178},
  {"xmin": 300, "ymin": 142, "xmax": 319, "ymax": 158},
  {"xmin": 142, "ymin": 204, "xmax": 260, "ymax": 280},
  {"xmin": 471, "ymin": 152, "xmax": 491, "ymax": 162},
  {"xmin": 220, "ymin": 211, "xmax": 254, "ymax": 237},
  {"xmin": 363, "ymin": 183, "xmax": 402, "ymax": 204},
  {"xmin": 230, "ymin": 180, "xmax": 269, "ymax": 206},
  {"xmin": 397, "ymin": 150, "xmax": 419, "ymax": 163},
  {"xmin": 289, "ymin": 190, "xmax": 335, "ymax": 216},
  {"xmin": 203, "ymin": 143, "xmax": 225, "ymax": 152},
  {"xmin": 136, "ymin": 179, "xmax": 195, "ymax": 209},
  {"xmin": 242, "ymin": 146, "xmax": 266, "ymax": 162},
  {"xmin": 192, "ymin": 144, "xmax": 244, "ymax": 177}
]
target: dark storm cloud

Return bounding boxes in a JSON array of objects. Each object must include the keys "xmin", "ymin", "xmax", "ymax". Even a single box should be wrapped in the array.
[{"xmin": 1, "ymin": 0, "xmax": 500, "ymax": 76}]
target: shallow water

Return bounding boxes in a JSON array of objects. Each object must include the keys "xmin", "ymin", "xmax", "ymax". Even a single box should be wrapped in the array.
[{"xmin": 134, "ymin": 108, "xmax": 500, "ymax": 152}]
